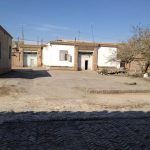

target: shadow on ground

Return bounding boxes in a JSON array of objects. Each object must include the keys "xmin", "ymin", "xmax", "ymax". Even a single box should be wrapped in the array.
[
  {"xmin": 0, "ymin": 111, "xmax": 150, "ymax": 150},
  {"xmin": 0, "ymin": 69, "xmax": 51, "ymax": 79}
]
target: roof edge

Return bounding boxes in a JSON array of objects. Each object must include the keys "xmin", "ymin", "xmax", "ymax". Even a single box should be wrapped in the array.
[
  {"xmin": 0, "ymin": 25, "xmax": 13, "ymax": 38},
  {"xmin": 48, "ymin": 39, "xmax": 119, "ymax": 47}
]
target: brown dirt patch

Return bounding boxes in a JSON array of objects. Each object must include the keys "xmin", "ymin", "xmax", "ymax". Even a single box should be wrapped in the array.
[{"xmin": 0, "ymin": 85, "xmax": 26, "ymax": 97}]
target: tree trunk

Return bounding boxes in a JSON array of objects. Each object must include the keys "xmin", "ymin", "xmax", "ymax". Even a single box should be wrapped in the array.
[
  {"xmin": 144, "ymin": 62, "xmax": 150, "ymax": 73},
  {"xmin": 137, "ymin": 61, "xmax": 144, "ymax": 74}
]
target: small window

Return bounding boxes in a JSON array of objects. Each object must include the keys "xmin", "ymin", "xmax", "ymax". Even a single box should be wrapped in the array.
[
  {"xmin": 9, "ymin": 46, "xmax": 11, "ymax": 59},
  {"xmin": 59, "ymin": 50, "xmax": 68, "ymax": 61},
  {"xmin": 68, "ymin": 54, "xmax": 72, "ymax": 62}
]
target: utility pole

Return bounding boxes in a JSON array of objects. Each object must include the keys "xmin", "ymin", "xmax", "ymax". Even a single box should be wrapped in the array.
[
  {"xmin": 37, "ymin": 37, "xmax": 39, "ymax": 45},
  {"xmin": 91, "ymin": 24, "xmax": 95, "ymax": 43},
  {"xmin": 41, "ymin": 39, "xmax": 43, "ymax": 46},
  {"xmin": 17, "ymin": 37, "xmax": 20, "ymax": 46},
  {"xmin": 21, "ymin": 25, "xmax": 24, "ymax": 44},
  {"xmin": 78, "ymin": 31, "xmax": 80, "ymax": 41}
]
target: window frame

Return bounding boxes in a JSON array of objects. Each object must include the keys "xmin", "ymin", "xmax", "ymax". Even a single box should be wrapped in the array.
[{"xmin": 59, "ymin": 50, "xmax": 68, "ymax": 61}]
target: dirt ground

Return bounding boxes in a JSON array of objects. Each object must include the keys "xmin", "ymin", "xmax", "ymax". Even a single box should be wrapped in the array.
[
  {"xmin": 1, "ymin": 68, "xmax": 150, "ymax": 149},
  {"xmin": 0, "ymin": 68, "xmax": 150, "ymax": 112}
]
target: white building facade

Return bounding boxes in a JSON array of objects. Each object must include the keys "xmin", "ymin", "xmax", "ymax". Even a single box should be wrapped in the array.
[
  {"xmin": 98, "ymin": 47, "xmax": 120, "ymax": 69},
  {"xmin": 42, "ymin": 40, "xmax": 120, "ymax": 71},
  {"xmin": 43, "ymin": 43, "xmax": 75, "ymax": 68}
]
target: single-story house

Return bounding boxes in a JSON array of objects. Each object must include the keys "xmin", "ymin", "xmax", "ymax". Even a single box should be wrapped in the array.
[
  {"xmin": 0, "ymin": 25, "xmax": 12, "ymax": 74},
  {"xmin": 12, "ymin": 42, "xmax": 42, "ymax": 67},
  {"xmin": 42, "ymin": 40, "xmax": 120, "ymax": 71}
]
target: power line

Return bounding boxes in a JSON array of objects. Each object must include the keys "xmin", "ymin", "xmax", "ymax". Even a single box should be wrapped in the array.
[{"xmin": 13, "ymin": 26, "xmax": 119, "ymax": 43}]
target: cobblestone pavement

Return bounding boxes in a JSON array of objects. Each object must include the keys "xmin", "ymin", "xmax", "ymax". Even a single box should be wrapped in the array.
[{"xmin": 0, "ymin": 117, "xmax": 150, "ymax": 150}]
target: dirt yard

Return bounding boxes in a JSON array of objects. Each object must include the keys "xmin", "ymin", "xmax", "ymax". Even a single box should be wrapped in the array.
[
  {"xmin": 0, "ymin": 68, "xmax": 150, "ymax": 112},
  {"xmin": 1, "ymin": 68, "xmax": 150, "ymax": 149}
]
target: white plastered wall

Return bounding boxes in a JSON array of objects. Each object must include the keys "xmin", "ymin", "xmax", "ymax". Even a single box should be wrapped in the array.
[
  {"xmin": 78, "ymin": 54, "xmax": 93, "ymax": 70},
  {"xmin": 42, "ymin": 43, "xmax": 75, "ymax": 67},
  {"xmin": 98, "ymin": 47, "xmax": 120, "ymax": 68}
]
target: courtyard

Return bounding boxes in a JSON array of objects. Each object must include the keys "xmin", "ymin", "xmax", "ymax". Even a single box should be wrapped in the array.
[
  {"xmin": 0, "ymin": 68, "xmax": 150, "ymax": 112},
  {"xmin": 0, "ymin": 68, "xmax": 150, "ymax": 149}
]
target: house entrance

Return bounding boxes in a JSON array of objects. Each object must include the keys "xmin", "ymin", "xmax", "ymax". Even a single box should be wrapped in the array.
[
  {"xmin": 85, "ymin": 60, "xmax": 88, "ymax": 70},
  {"xmin": 78, "ymin": 52, "xmax": 93, "ymax": 70},
  {"xmin": 23, "ymin": 52, "xmax": 37, "ymax": 67}
]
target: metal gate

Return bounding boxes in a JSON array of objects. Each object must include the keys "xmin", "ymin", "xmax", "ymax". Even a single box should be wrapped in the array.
[{"xmin": 23, "ymin": 52, "xmax": 37, "ymax": 67}]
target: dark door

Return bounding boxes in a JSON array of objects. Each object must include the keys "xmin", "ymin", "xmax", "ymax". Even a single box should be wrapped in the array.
[{"xmin": 85, "ymin": 60, "xmax": 88, "ymax": 70}]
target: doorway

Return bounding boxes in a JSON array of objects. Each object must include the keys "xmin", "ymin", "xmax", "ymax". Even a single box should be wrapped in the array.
[
  {"xmin": 78, "ymin": 53, "xmax": 92, "ymax": 70},
  {"xmin": 85, "ymin": 60, "xmax": 88, "ymax": 70},
  {"xmin": 23, "ymin": 52, "xmax": 37, "ymax": 67}
]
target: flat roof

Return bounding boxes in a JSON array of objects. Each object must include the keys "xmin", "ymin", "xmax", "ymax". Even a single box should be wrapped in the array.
[
  {"xmin": 49, "ymin": 39, "xmax": 118, "ymax": 47},
  {"xmin": 0, "ymin": 25, "xmax": 13, "ymax": 38},
  {"xmin": 21, "ymin": 44, "xmax": 42, "ymax": 48}
]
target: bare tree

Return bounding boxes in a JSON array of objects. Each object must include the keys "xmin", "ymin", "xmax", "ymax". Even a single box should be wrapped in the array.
[{"xmin": 117, "ymin": 26, "xmax": 150, "ymax": 74}]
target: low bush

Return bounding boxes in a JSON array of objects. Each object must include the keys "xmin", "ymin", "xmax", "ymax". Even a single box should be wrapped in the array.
[{"xmin": 101, "ymin": 69, "xmax": 108, "ymax": 75}]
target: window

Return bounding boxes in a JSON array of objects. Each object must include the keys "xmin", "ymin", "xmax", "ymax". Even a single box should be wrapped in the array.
[
  {"xmin": 0, "ymin": 41, "xmax": 1, "ymax": 59},
  {"xmin": 68, "ymin": 54, "xmax": 72, "ymax": 62},
  {"xmin": 9, "ymin": 46, "xmax": 11, "ymax": 59},
  {"xmin": 59, "ymin": 50, "xmax": 68, "ymax": 61}
]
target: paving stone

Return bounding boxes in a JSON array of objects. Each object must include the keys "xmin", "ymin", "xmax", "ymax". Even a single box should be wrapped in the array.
[{"xmin": 0, "ymin": 118, "xmax": 150, "ymax": 149}]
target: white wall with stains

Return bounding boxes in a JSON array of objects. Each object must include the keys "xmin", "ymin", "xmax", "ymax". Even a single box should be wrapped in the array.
[
  {"xmin": 42, "ymin": 43, "xmax": 75, "ymax": 67},
  {"xmin": 98, "ymin": 47, "xmax": 120, "ymax": 68}
]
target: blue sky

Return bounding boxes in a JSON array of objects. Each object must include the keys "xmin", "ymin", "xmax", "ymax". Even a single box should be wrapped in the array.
[{"xmin": 1, "ymin": 0, "xmax": 150, "ymax": 43}]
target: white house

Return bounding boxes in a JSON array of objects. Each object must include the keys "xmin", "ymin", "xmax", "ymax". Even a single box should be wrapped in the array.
[{"xmin": 42, "ymin": 40, "xmax": 120, "ymax": 71}]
